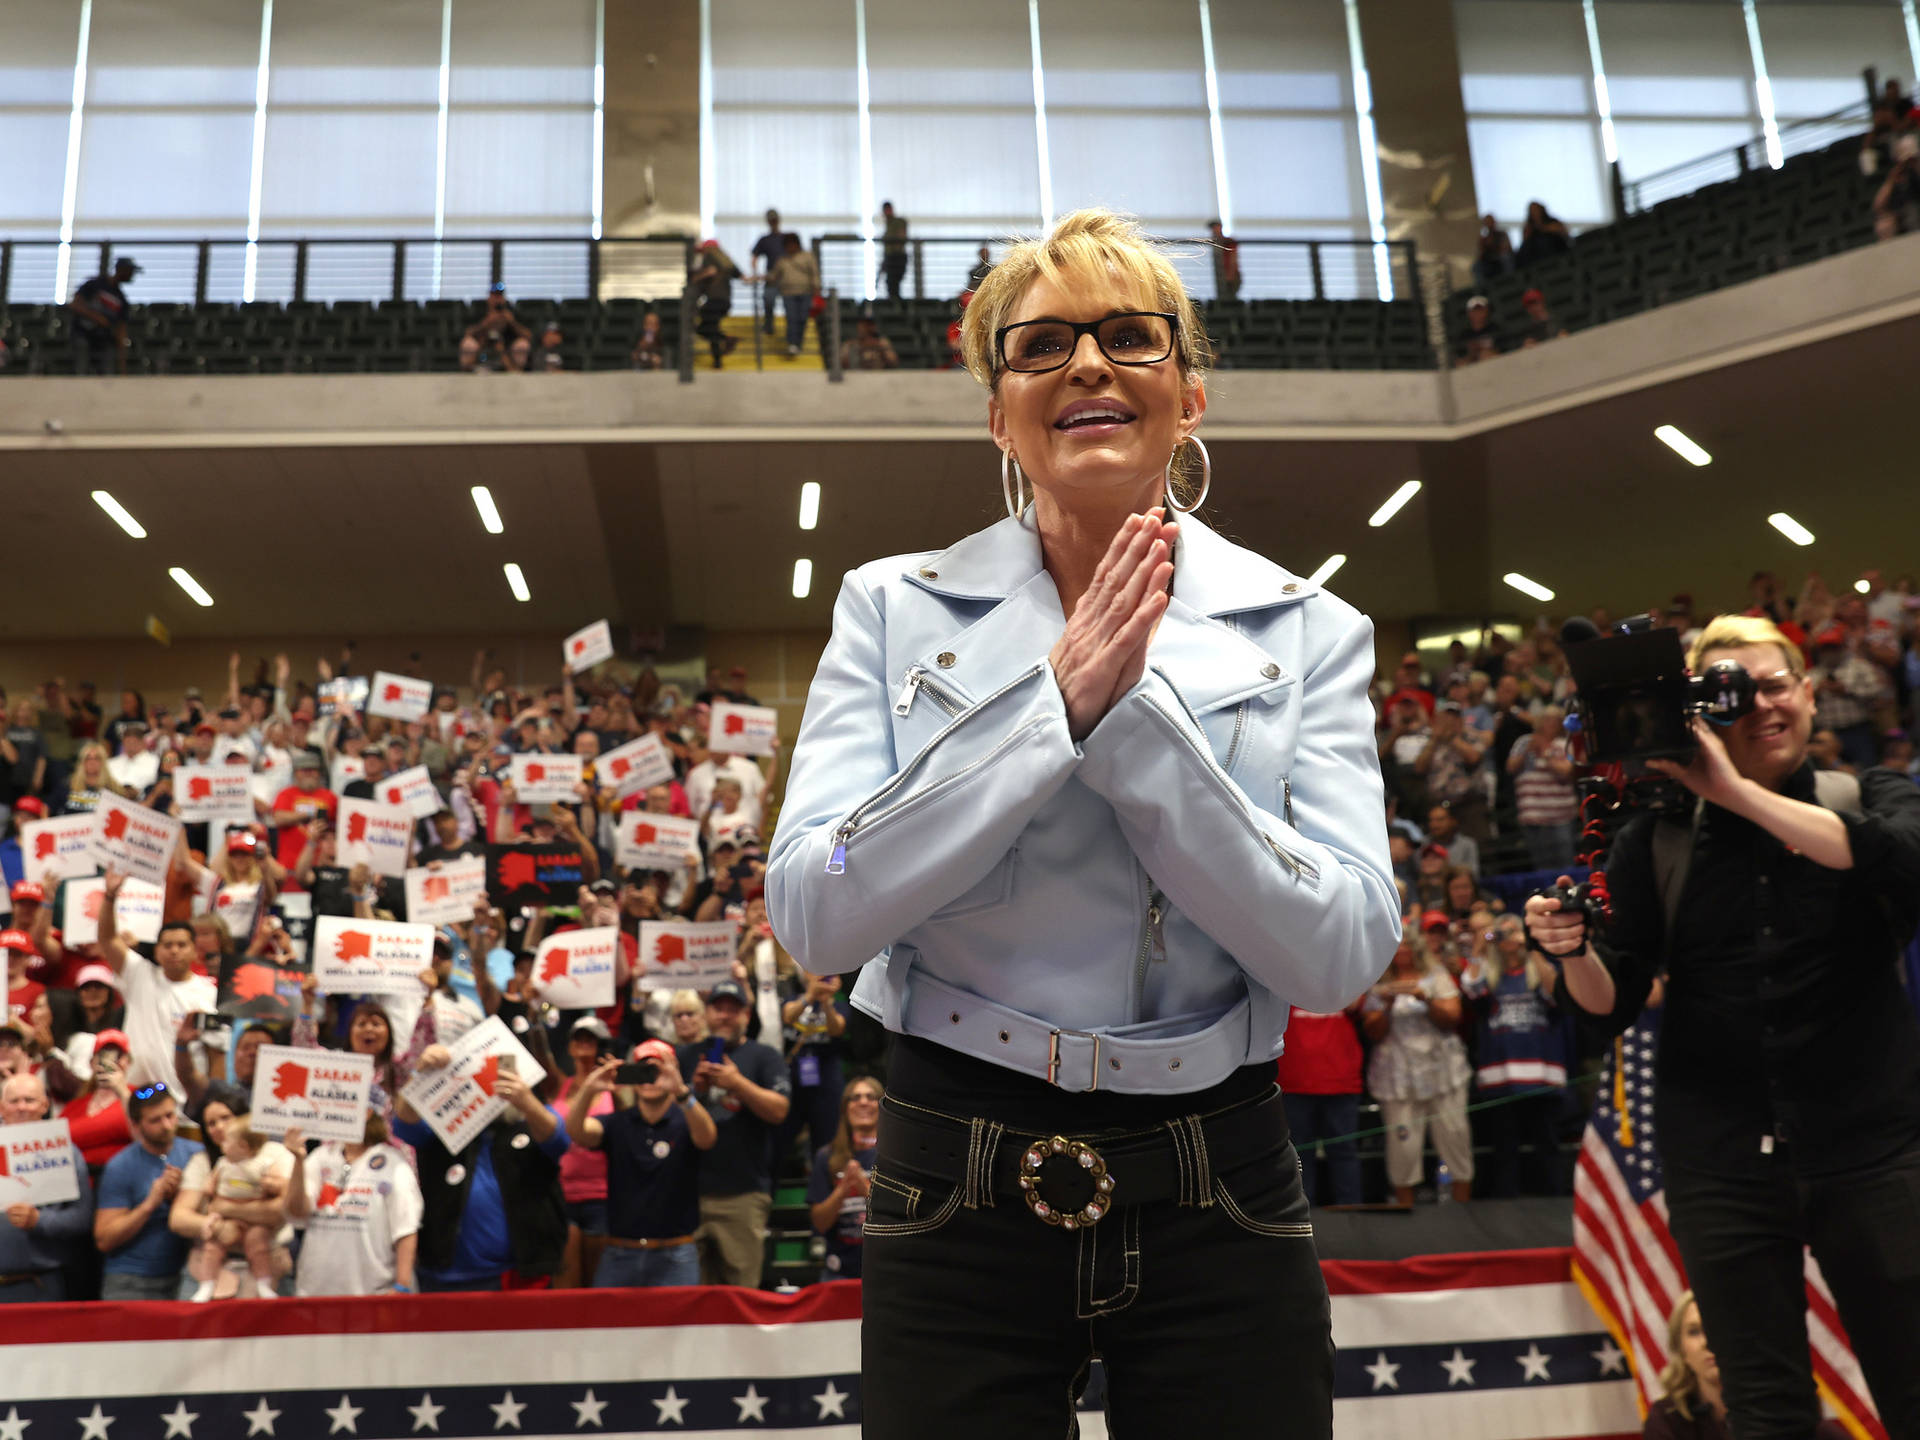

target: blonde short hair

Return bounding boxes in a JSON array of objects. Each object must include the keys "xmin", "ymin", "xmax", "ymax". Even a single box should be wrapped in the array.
[
  {"xmin": 1657, "ymin": 1291, "xmax": 1703, "ymax": 1419},
  {"xmin": 959, "ymin": 208, "xmax": 1213, "ymax": 498},
  {"xmin": 1687, "ymin": 614, "xmax": 1804, "ymax": 677}
]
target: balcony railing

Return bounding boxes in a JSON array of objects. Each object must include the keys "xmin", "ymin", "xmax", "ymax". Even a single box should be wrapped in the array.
[{"xmin": 1620, "ymin": 99, "xmax": 1875, "ymax": 214}]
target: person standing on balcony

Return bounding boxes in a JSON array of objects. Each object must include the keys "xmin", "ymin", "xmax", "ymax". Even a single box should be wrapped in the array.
[
  {"xmin": 687, "ymin": 241, "xmax": 742, "ymax": 371},
  {"xmin": 771, "ymin": 235, "xmax": 822, "ymax": 360},
  {"xmin": 880, "ymin": 202, "xmax": 910, "ymax": 301},
  {"xmin": 69, "ymin": 257, "xmax": 139, "ymax": 376},
  {"xmin": 750, "ymin": 209, "xmax": 790, "ymax": 337}
]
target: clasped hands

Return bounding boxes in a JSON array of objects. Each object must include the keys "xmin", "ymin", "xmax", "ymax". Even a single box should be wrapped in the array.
[{"xmin": 1051, "ymin": 509, "xmax": 1179, "ymax": 743}]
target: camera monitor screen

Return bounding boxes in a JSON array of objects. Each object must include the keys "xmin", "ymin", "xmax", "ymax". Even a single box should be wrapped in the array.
[{"xmin": 1564, "ymin": 626, "xmax": 1696, "ymax": 764}]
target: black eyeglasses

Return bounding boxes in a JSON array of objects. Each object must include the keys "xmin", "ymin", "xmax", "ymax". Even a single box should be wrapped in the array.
[
  {"xmin": 995, "ymin": 311, "xmax": 1178, "ymax": 374},
  {"xmin": 132, "ymin": 1083, "xmax": 168, "ymax": 1101}
]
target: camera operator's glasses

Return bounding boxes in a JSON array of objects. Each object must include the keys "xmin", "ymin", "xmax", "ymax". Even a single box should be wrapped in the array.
[
  {"xmin": 1750, "ymin": 669, "xmax": 1801, "ymax": 702},
  {"xmin": 995, "ymin": 312, "xmax": 1178, "ymax": 374}
]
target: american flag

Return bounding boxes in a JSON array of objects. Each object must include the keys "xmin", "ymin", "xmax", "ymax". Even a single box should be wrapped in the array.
[{"xmin": 1571, "ymin": 1011, "xmax": 1885, "ymax": 1437}]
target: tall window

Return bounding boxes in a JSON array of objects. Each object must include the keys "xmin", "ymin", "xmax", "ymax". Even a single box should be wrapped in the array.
[
  {"xmin": 0, "ymin": 0, "xmax": 84, "ymax": 271},
  {"xmin": 1755, "ymin": 3, "xmax": 1907, "ymax": 122},
  {"xmin": 1592, "ymin": 1, "xmax": 1761, "ymax": 181},
  {"xmin": 1453, "ymin": 0, "xmax": 1612, "ymax": 229}
]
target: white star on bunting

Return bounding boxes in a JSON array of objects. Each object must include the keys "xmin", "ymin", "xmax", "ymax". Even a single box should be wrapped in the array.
[
  {"xmin": 1516, "ymin": 1343, "xmax": 1553, "ymax": 1382},
  {"xmin": 406, "ymin": 1395, "xmax": 445, "ymax": 1433},
  {"xmin": 570, "ymin": 1391, "xmax": 607, "ymax": 1429},
  {"xmin": 1440, "ymin": 1347, "xmax": 1478, "ymax": 1386},
  {"xmin": 76, "ymin": 1405, "xmax": 113, "ymax": 1440},
  {"xmin": 160, "ymin": 1402, "xmax": 198, "ymax": 1438},
  {"xmin": 732, "ymin": 1386, "xmax": 769, "ymax": 1423},
  {"xmin": 0, "ymin": 1406, "xmax": 26, "ymax": 1440},
  {"xmin": 324, "ymin": 1396, "xmax": 362, "ymax": 1435},
  {"xmin": 1364, "ymin": 1353, "xmax": 1401, "ymax": 1392},
  {"xmin": 813, "ymin": 1382, "xmax": 849, "ymax": 1420},
  {"xmin": 1593, "ymin": 1338, "xmax": 1628, "ymax": 1376},
  {"xmin": 241, "ymin": 1399, "xmax": 280, "ymax": 1437},
  {"xmin": 651, "ymin": 1388, "xmax": 689, "ymax": 1426},
  {"xmin": 489, "ymin": 1392, "xmax": 526, "ymax": 1431}
]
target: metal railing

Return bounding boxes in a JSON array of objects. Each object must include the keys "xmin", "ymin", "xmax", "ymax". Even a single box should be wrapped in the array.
[
  {"xmin": 808, "ymin": 234, "xmax": 1421, "ymax": 305},
  {"xmin": 0, "ymin": 235, "xmax": 697, "ymax": 308},
  {"xmin": 1620, "ymin": 99, "xmax": 1874, "ymax": 214}
]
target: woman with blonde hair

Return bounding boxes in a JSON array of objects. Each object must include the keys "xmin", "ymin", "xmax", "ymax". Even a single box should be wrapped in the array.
[
  {"xmin": 807, "ymin": 1075, "xmax": 882, "ymax": 1280},
  {"xmin": 1461, "ymin": 914, "xmax": 1566, "ymax": 1197},
  {"xmin": 1361, "ymin": 920, "xmax": 1473, "ymax": 1205},
  {"xmin": 768, "ymin": 207, "xmax": 1398, "ymax": 1435},
  {"xmin": 1647, "ymin": 1291, "xmax": 1849, "ymax": 1439},
  {"xmin": 63, "ymin": 741, "xmax": 126, "ymax": 813}
]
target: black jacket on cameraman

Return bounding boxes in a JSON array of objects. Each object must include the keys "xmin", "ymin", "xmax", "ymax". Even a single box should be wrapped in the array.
[
  {"xmin": 1559, "ymin": 760, "xmax": 1920, "ymax": 1180},
  {"xmin": 403, "ymin": 1113, "xmax": 570, "ymax": 1279}
]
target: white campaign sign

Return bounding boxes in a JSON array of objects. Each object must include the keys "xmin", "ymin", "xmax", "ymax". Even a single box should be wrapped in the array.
[
  {"xmin": 89, "ymin": 794, "xmax": 183, "ymax": 889},
  {"xmin": 531, "ymin": 927, "xmax": 619, "ymax": 1010},
  {"xmin": 211, "ymin": 881, "xmax": 262, "ymax": 942},
  {"xmin": 597, "ymin": 733, "xmax": 675, "ymax": 797},
  {"xmin": 615, "ymin": 812, "xmax": 702, "ymax": 873},
  {"xmin": 367, "ymin": 671, "xmax": 433, "ymax": 722},
  {"xmin": 0, "ymin": 1119, "xmax": 81, "ymax": 1206},
  {"xmin": 316, "ymin": 676, "xmax": 370, "ymax": 717},
  {"xmin": 312, "ymin": 914, "xmax": 436, "ymax": 996},
  {"xmin": 399, "ymin": 1016, "xmax": 547, "ymax": 1154},
  {"xmin": 175, "ymin": 764, "xmax": 256, "ymax": 824},
  {"xmin": 708, "ymin": 702, "xmax": 779, "ymax": 757},
  {"xmin": 62, "ymin": 875, "xmax": 165, "ymax": 946},
  {"xmin": 636, "ymin": 920, "xmax": 739, "ymax": 992},
  {"xmin": 564, "ymin": 620, "xmax": 614, "ymax": 673},
  {"xmin": 336, "ymin": 797, "xmax": 413, "ymax": 879},
  {"xmin": 376, "ymin": 765, "xmax": 442, "ymax": 819},
  {"xmin": 509, "ymin": 753, "xmax": 583, "ymax": 804},
  {"xmin": 404, "ymin": 855, "xmax": 488, "ymax": 926},
  {"xmin": 249, "ymin": 1045, "xmax": 376, "ymax": 1145},
  {"xmin": 20, "ymin": 815, "xmax": 98, "ymax": 887}
]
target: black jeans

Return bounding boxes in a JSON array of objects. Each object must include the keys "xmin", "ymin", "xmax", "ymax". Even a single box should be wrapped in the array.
[
  {"xmin": 1283, "ymin": 1091, "xmax": 1361, "ymax": 1206},
  {"xmin": 861, "ymin": 1091, "xmax": 1333, "ymax": 1438},
  {"xmin": 1665, "ymin": 1141, "xmax": 1920, "ymax": 1440},
  {"xmin": 1478, "ymin": 1090, "xmax": 1561, "ymax": 1199}
]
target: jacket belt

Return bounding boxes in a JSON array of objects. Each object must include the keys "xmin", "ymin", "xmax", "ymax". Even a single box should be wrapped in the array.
[
  {"xmin": 604, "ymin": 1233, "xmax": 697, "ymax": 1251},
  {"xmin": 877, "ymin": 1088, "xmax": 1290, "ymax": 1209},
  {"xmin": 898, "ymin": 967, "xmax": 1254, "ymax": 1094}
]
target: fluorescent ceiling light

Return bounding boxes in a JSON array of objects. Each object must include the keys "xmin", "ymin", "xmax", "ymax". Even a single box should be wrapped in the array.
[
  {"xmin": 1305, "ymin": 553, "xmax": 1347, "ymax": 587},
  {"xmin": 1855, "ymin": 578, "xmax": 1872, "ymax": 594},
  {"xmin": 92, "ymin": 490, "xmax": 147, "ymax": 539},
  {"xmin": 798, "ymin": 481, "xmax": 820, "ymax": 531},
  {"xmin": 168, "ymin": 567, "xmax": 213, "ymax": 607},
  {"xmin": 1654, "ymin": 424, "xmax": 1712, "ymax": 466},
  {"xmin": 470, "ymin": 485, "xmax": 504, "ymax": 534},
  {"xmin": 503, "ymin": 562, "xmax": 531, "ymax": 602},
  {"xmin": 792, "ymin": 558, "xmax": 813, "ymax": 599},
  {"xmin": 1767, "ymin": 512, "xmax": 1815, "ymax": 547},
  {"xmin": 1503, "ymin": 572, "xmax": 1555, "ymax": 603},
  {"xmin": 1367, "ymin": 479, "xmax": 1421, "ymax": 528}
]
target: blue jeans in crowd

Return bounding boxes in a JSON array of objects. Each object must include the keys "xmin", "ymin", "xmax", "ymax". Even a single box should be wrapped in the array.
[
  {"xmin": 781, "ymin": 293, "xmax": 812, "ymax": 351},
  {"xmin": 594, "ymin": 1241, "xmax": 701, "ymax": 1289},
  {"xmin": 1523, "ymin": 822, "xmax": 1578, "ymax": 871},
  {"xmin": 1282, "ymin": 1091, "xmax": 1362, "ymax": 1207}
]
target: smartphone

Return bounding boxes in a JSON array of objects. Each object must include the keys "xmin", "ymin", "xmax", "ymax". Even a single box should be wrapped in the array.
[
  {"xmin": 704, "ymin": 1036, "xmax": 727, "ymax": 1065},
  {"xmin": 614, "ymin": 1060, "xmax": 658, "ymax": 1086}
]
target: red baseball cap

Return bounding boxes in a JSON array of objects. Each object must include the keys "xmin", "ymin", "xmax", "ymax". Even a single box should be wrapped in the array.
[
  {"xmin": 92, "ymin": 1028, "xmax": 133, "ymax": 1058},
  {"xmin": 74, "ymin": 962, "xmax": 121, "ymax": 993},
  {"xmin": 226, "ymin": 830, "xmax": 261, "ymax": 854},
  {"xmin": 12, "ymin": 797, "xmax": 45, "ymax": 818},
  {"xmin": 0, "ymin": 928, "xmax": 36, "ymax": 955},
  {"xmin": 629, "ymin": 1038, "xmax": 678, "ymax": 1070},
  {"xmin": 1420, "ymin": 910, "xmax": 1452, "ymax": 932},
  {"xmin": 1420, "ymin": 842, "xmax": 1450, "ymax": 861},
  {"xmin": 9, "ymin": 880, "xmax": 44, "ymax": 904}
]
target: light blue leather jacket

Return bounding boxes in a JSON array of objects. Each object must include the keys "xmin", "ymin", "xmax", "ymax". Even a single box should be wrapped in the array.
[{"xmin": 766, "ymin": 511, "xmax": 1400, "ymax": 1095}]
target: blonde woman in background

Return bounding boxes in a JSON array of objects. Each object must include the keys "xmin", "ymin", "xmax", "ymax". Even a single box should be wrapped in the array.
[
  {"xmin": 1647, "ymin": 1291, "xmax": 1850, "ymax": 1440},
  {"xmin": 1361, "ymin": 920, "xmax": 1473, "ymax": 1204},
  {"xmin": 63, "ymin": 741, "xmax": 126, "ymax": 813}
]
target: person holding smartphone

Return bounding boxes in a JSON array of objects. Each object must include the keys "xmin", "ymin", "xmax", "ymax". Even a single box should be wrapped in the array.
[{"xmin": 564, "ymin": 1039, "xmax": 716, "ymax": 1287}]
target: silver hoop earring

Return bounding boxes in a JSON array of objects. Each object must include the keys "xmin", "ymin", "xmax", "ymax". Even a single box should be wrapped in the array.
[
  {"xmin": 1002, "ymin": 449, "xmax": 1029, "ymax": 520},
  {"xmin": 1165, "ymin": 435, "xmax": 1210, "ymax": 514}
]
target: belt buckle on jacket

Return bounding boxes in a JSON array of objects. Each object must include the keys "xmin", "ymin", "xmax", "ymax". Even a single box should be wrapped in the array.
[
  {"xmin": 1018, "ymin": 1135, "xmax": 1115, "ymax": 1229},
  {"xmin": 1047, "ymin": 1027, "xmax": 1101, "ymax": 1092}
]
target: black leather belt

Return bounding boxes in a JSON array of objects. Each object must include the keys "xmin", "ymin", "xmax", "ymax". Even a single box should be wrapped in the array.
[{"xmin": 877, "ymin": 1087, "xmax": 1289, "ymax": 1231}]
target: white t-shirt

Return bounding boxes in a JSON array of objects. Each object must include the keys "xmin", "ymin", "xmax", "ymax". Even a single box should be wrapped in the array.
[
  {"xmin": 294, "ymin": 1141, "xmax": 423, "ymax": 1296},
  {"xmin": 685, "ymin": 756, "xmax": 765, "ymax": 832},
  {"xmin": 120, "ymin": 956, "xmax": 219, "ymax": 1092},
  {"xmin": 107, "ymin": 750, "xmax": 160, "ymax": 792}
]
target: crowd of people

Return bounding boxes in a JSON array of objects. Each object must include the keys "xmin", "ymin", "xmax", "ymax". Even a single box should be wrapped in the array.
[{"xmin": 0, "ymin": 652, "xmax": 893, "ymax": 1301}]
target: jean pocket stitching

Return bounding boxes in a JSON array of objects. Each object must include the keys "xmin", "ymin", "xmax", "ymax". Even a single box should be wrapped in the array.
[
  {"xmin": 868, "ymin": 1170, "xmax": 922, "ymax": 1218},
  {"xmin": 863, "ymin": 1178, "xmax": 962, "ymax": 1238},
  {"xmin": 1212, "ymin": 1177, "xmax": 1314, "ymax": 1238}
]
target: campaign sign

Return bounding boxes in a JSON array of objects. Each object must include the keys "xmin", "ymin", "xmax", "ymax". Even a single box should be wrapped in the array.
[
  {"xmin": 636, "ymin": 921, "xmax": 739, "ymax": 992},
  {"xmin": 316, "ymin": 676, "xmax": 370, "ymax": 718},
  {"xmin": 62, "ymin": 875, "xmax": 165, "ymax": 946},
  {"xmin": 175, "ymin": 764, "xmax": 256, "ymax": 825},
  {"xmin": 616, "ymin": 813, "xmax": 702, "ymax": 873},
  {"xmin": 0, "ymin": 1119, "xmax": 80, "ymax": 1206},
  {"xmin": 404, "ymin": 854, "xmax": 488, "ymax": 925},
  {"xmin": 708, "ymin": 702, "xmax": 779, "ymax": 757},
  {"xmin": 532, "ymin": 926, "xmax": 618, "ymax": 1009},
  {"xmin": 378, "ymin": 765, "xmax": 442, "ymax": 820},
  {"xmin": 216, "ymin": 952, "xmax": 311, "ymax": 1024},
  {"xmin": 597, "ymin": 733, "xmax": 675, "ymax": 797},
  {"xmin": 367, "ymin": 671, "xmax": 433, "ymax": 722},
  {"xmin": 485, "ymin": 842, "xmax": 591, "ymax": 911},
  {"xmin": 211, "ymin": 881, "xmax": 262, "ymax": 943},
  {"xmin": 336, "ymin": 797, "xmax": 412, "ymax": 879},
  {"xmin": 21, "ymin": 814, "xmax": 99, "ymax": 887},
  {"xmin": 509, "ymin": 753, "xmax": 583, "ymax": 804},
  {"xmin": 250, "ymin": 1045, "xmax": 375, "ymax": 1145},
  {"xmin": 399, "ymin": 1016, "xmax": 546, "ymax": 1154},
  {"xmin": 564, "ymin": 620, "xmax": 614, "ymax": 673},
  {"xmin": 89, "ymin": 794, "xmax": 183, "ymax": 889},
  {"xmin": 312, "ymin": 914, "xmax": 435, "ymax": 997}
]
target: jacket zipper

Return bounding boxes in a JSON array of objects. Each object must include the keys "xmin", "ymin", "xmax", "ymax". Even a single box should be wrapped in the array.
[
  {"xmin": 1132, "ymin": 871, "xmax": 1165, "ymax": 1017},
  {"xmin": 828, "ymin": 661, "xmax": 1047, "ymax": 873},
  {"xmin": 1220, "ymin": 617, "xmax": 1249, "ymax": 775},
  {"xmin": 1141, "ymin": 678, "xmax": 1321, "ymax": 887},
  {"xmin": 893, "ymin": 664, "xmax": 965, "ymax": 720}
]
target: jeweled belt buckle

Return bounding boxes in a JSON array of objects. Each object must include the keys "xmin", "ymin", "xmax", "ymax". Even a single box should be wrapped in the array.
[{"xmin": 1018, "ymin": 1136, "xmax": 1115, "ymax": 1229}]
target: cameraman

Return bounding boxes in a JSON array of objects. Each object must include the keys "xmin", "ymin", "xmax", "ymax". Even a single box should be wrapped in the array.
[{"xmin": 1526, "ymin": 615, "xmax": 1920, "ymax": 1440}]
